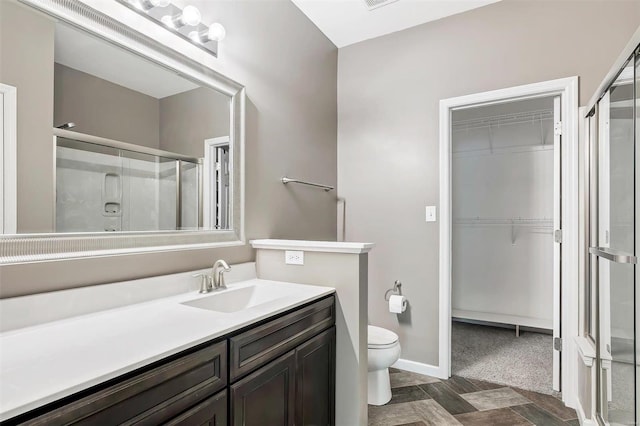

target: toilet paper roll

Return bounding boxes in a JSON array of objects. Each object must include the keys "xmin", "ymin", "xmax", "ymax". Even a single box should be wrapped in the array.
[{"xmin": 388, "ymin": 295, "xmax": 407, "ymax": 314}]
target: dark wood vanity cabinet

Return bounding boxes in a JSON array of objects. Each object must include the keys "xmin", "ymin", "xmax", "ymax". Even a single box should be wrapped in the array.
[
  {"xmin": 6, "ymin": 295, "xmax": 335, "ymax": 426},
  {"xmin": 228, "ymin": 296, "xmax": 335, "ymax": 426},
  {"xmin": 294, "ymin": 328, "xmax": 335, "ymax": 426},
  {"xmin": 231, "ymin": 351, "xmax": 296, "ymax": 426},
  {"xmin": 229, "ymin": 326, "xmax": 336, "ymax": 426}
]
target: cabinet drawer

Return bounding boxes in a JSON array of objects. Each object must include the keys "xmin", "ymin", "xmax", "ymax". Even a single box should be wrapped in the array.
[
  {"xmin": 164, "ymin": 390, "xmax": 227, "ymax": 426},
  {"xmin": 230, "ymin": 296, "xmax": 334, "ymax": 381},
  {"xmin": 20, "ymin": 341, "xmax": 227, "ymax": 426}
]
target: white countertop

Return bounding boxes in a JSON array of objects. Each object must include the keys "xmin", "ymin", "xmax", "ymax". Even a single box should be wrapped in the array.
[
  {"xmin": 250, "ymin": 239, "xmax": 374, "ymax": 254},
  {"xmin": 0, "ymin": 278, "xmax": 335, "ymax": 421}
]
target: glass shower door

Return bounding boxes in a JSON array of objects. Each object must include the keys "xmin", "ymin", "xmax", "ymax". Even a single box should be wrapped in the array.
[{"xmin": 593, "ymin": 57, "xmax": 638, "ymax": 426}]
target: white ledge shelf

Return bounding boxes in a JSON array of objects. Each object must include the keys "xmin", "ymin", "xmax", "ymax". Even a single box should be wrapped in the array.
[{"xmin": 250, "ymin": 239, "xmax": 374, "ymax": 254}]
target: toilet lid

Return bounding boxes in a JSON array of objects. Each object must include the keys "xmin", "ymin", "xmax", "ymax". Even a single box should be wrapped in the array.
[{"xmin": 368, "ymin": 325, "xmax": 399, "ymax": 348}]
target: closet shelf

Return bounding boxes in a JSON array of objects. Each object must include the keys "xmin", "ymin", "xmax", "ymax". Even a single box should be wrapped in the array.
[
  {"xmin": 454, "ymin": 217, "xmax": 553, "ymax": 227},
  {"xmin": 452, "ymin": 108, "xmax": 553, "ymax": 132}
]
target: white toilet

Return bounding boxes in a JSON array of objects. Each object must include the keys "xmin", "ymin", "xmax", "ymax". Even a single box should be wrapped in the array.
[{"xmin": 368, "ymin": 325, "xmax": 401, "ymax": 405}]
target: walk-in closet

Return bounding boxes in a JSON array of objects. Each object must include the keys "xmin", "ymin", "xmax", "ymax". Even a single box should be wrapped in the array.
[{"xmin": 450, "ymin": 96, "xmax": 560, "ymax": 395}]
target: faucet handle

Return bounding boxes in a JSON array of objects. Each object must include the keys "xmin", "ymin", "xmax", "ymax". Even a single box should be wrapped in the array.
[{"xmin": 193, "ymin": 272, "xmax": 213, "ymax": 293}]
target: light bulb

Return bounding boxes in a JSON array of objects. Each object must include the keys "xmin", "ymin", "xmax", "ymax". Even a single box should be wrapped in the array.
[
  {"xmin": 188, "ymin": 30, "xmax": 201, "ymax": 43},
  {"xmin": 160, "ymin": 15, "xmax": 175, "ymax": 27},
  {"xmin": 149, "ymin": 0, "xmax": 171, "ymax": 7},
  {"xmin": 207, "ymin": 23, "xmax": 226, "ymax": 42},
  {"xmin": 150, "ymin": 0, "xmax": 170, "ymax": 7},
  {"xmin": 180, "ymin": 5, "xmax": 201, "ymax": 26}
]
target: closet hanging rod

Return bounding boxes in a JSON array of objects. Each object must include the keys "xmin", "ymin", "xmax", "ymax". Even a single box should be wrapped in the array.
[
  {"xmin": 281, "ymin": 177, "xmax": 334, "ymax": 192},
  {"xmin": 454, "ymin": 217, "xmax": 553, "ymax": 225}
]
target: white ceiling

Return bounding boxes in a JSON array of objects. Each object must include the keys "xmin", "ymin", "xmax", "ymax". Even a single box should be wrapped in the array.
[
  {"xmin": 55, "ymin": 24, "xmax": 199, "ymax": 99},
  {"xmin": 291, "ymin": 0, "xmax": 501, "ymax": 48}
]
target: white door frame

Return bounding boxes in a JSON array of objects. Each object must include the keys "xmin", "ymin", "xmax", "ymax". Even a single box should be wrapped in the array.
[
  {"xmin": 0, "ymin": 83, "xmax": 17, "ymax": 234},
  {"xmin": 203, "ymin": 136, "xmax": 230, "ymax": 229},
  {"xmin": 438, "ymin": 77, "xmax": 579, "ymax": 408}
]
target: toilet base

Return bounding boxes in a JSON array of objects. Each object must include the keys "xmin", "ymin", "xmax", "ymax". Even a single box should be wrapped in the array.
[{"xmin": 368, "ymin": 368, "xmax": 392, "ymax": 406}]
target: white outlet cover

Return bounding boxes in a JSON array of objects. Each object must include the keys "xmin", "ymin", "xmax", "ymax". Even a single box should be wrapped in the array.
[
  {"xmin": 285, "ymin": 250, "xmax": 304, "ymax": 265},
  {"xmin": 425, "ymin": 206, "xmax": 437, "ymax": 222}
]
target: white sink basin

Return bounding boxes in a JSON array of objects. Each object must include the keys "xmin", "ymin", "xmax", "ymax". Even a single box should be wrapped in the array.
[{"xmin": 181, "ymin": 284, "xmax": 288, "ymax": 313}]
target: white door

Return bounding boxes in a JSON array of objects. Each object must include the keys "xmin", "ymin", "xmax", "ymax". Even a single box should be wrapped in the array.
[
  {"xmin": 552, "ymin": 95, "xmax": 562, "ymax": 392},
  {"xmin": 0, "ymin": 83, "xmax": 17, "ymax": 235},
  {"xmin": 0, "ymin": 90, "xmax": 4, "ymax": 234}
]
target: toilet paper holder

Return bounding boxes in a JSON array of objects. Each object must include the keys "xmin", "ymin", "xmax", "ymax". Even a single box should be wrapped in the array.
[{"xmin": 384, "ymin": 280, "xmax": 403, "ymax": 301}]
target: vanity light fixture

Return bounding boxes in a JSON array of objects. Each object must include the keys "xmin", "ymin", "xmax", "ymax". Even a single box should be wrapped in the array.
[
  {"xmin": 118, "ymin": 0, "xmax": 223, "ymax": 57},
  {"xmin": 160, "ymin": 5, "xmax": 201, "ymax": 28},
  {"xmin": 189, "ymin": 22, "xmax": 226, "ymax": 44},
  {"xmin": 138, "ymin": 0, "xmax": 171, "ymax": 10}
]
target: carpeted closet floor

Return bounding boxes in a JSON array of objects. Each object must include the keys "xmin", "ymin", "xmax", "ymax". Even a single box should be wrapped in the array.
[{"xmin": 451, "ymin": 322, "xmax": 554, "ymax": 395}]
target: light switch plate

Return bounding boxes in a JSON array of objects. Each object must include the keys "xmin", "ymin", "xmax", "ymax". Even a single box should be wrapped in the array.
[
  {"xmin": 425, "ymin": 206, "xmax": 437, "ymax": 222},
  {"xmin": 285, "ymin": 250, "xmax": 304, "ymax": 265}
]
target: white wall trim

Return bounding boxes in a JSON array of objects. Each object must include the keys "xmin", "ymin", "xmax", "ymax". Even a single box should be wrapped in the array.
[
  {"xmin": 439, "ymin": 76, "xmax": 580, "ymax": 407},
  {"xmin": 576, "ymin": 397, "xmax": 598, "ymax": 426},
  {"xmin": 0, "ymin": 83, "xmax": 17, "ymax": 235},
  {"xmin": 575, "ymin": 336, "xmax": 596, "ymax": 368},
  {"xmin": 392, "ymin": 359, "xmax": 443, "ymax": 379}
]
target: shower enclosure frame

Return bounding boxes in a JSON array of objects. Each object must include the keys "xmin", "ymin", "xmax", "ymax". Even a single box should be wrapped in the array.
[
  {"xmin": 438, "ymin": 76, "xmax": 580, "ymax": 407},
  {"xmin": 53, "ymin": 128, "xmax": 204, "ymax": 232},
  {"xmin": 583, "ymin": 40, "xmax": 640, "ymax": 426}
]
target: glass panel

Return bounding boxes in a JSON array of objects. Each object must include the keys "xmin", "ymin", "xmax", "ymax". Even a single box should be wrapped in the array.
[
  {"xmin": 55, "ymin": 139, "xmax": 187, "ymax": 232},
  {"xmin": 587, "ymin": 113, "xmax": 597, "ymax": 339},
  {"xmin": 596, "ymin": 57, "xmax": 636, "ymax": 425},
  {"xmin": 608, "ymin": 65, "xmax": 635, "ymax": 254},
  {"xmin": 600, "ymin": 260, "xmax": 635, "ymax": 425},
  {"xmin": 180, "ymin": 161, "xmax": 200, "ymax": 230},
  {"xmin": 56, "ymin": 139, "xmax": 122, "ymax": 233},
  {"xmin": 635, "ymin": 49, "xmax": 640, "ymax": 426},
  {"xmin": 121, "ymin": 151, "xmax": 177, "ymax": 232}
]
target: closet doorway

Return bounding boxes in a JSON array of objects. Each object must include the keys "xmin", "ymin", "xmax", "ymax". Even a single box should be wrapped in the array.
[{"xmin": 438, "ymin": 78, "xmax": 579, "ymax": 403}]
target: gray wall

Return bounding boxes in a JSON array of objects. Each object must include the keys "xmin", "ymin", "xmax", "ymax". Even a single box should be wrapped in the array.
[
  {"xmin": 337, "ymin": 0, "xmax": 640, "ymax": 365},
  {"xmin": 55, "ymin": 64, "xmax": 231, "ymax": 157},
  {"xmin": 159, "ymin": 87, "xmax": 230, "ymax": 158},
  {"xmin": 0, "ymin": 1, "xmax": 55, "ymax": 233},
  {"xmin": 0, "ymin": 0, "xmax": 338, "ymax": 297},
  {"xmin": 54, "ymin": 63, "xmax": 160, "ymax": 149},
  {"xmin": 257, "ymin": 249, "xmax": 368, "ymax": 426}
]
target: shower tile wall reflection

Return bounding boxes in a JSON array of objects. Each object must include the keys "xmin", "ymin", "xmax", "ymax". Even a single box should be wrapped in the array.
[{"xmin": 56, "ymin": 140, "xmax": 198, "ymax": 232}]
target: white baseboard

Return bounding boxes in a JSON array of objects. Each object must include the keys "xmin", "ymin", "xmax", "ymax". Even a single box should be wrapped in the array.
[
  {"xmin": 392, "ymin": 359, "xmax": 446, "ymax": 379},
  {"xmin": 575, "ymin": 397, "xmax": 596, "ymax": 426}
]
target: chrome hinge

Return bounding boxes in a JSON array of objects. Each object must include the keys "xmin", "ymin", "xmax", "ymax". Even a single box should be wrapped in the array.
[
  {"xmin": 554, "ymin": 337, "xmax": 562, "ymax": 351},
  {"xmin": 554, "ymin": 229, "xmax": 562, "ymax": 244},
  {"xmin": 554, "ymin": 121, "xmax": 562, "ymax": 136}
]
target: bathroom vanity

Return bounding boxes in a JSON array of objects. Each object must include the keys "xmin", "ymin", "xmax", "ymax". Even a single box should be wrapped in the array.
[{"xmin": 0, "ymin": 274, "xmax": 336, "ymax": 425}]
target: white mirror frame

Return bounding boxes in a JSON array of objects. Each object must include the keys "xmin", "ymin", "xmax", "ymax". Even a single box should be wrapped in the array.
[{"xmin": 0, "ymin": 0, "xmax": 245, "ymax": 264}]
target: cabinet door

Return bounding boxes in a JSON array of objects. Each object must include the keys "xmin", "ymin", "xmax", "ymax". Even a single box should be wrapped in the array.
[
  {"xmin": 230, "ymin": 351, "xmax": 295, "ymax": 426},
  {"xmin": 295, "ymin": 327, "xmax": 335, "ymax": 426},
  {"xmin": 164, "ymin": 390, "xmax": 227, "ymax": 426}
]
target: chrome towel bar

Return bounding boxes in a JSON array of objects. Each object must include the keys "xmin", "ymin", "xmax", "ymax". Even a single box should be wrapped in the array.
[
  {"xmin": 281, "ymin": 177, "xmax": 334, "ymax": 192},
  {"xmin": 589, "ymin": 247, "xmax": 637, "ymax": 264}
]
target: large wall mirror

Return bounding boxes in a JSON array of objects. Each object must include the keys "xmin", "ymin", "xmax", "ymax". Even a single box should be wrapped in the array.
[{"xmin": 0, "ymin": 0, "xmax": 245, "ymax": 263}]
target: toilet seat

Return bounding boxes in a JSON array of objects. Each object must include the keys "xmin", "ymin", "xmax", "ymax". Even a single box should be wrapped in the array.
[{"xmin": 368, "ymin": 325, "xmax": 399, "ymax": 349}]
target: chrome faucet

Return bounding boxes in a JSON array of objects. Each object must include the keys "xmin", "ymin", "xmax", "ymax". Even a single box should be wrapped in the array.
[
  {"xmin": 193, "ymin": 259, "xmax": 231, "ymax": 293},
  {"xmin": 212, "ymin": 259, "xmax": 231, "ymax": 290}
]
